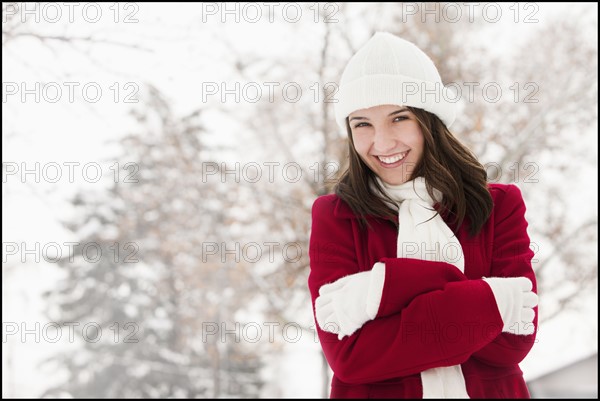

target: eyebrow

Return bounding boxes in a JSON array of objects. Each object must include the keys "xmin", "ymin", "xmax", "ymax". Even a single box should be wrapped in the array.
[{"xmin": 348, "ymin": 108, "xmax": 409, "ymax": 122}]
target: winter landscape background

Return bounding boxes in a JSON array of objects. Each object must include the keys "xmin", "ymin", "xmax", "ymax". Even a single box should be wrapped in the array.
[{"xmin": 2, "ymin": 2, "xmax": 598, "ymax": 398}]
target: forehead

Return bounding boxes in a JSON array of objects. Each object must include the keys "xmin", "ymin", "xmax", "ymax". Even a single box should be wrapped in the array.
[{"xmin": 349, "ymin": 104, "xmax": 406, "ymax": 117}]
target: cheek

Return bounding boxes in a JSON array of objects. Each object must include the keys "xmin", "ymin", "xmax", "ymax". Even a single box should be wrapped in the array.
[
  {"xmin": 412, "ymin": 136, "xmax": 424, "ymax": 152},
  {"xmin": 406, "ymin": 127, "xmax": 424, "ymax": 150},
  {"xmin": 352, "ymin": 134, "xmax": 370, "ymax": 155}
]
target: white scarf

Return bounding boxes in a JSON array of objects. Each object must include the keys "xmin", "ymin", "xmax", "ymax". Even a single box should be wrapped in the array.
[{"xmin": 375, "ymin": 176, "xmax": 469, "ymax": 399}]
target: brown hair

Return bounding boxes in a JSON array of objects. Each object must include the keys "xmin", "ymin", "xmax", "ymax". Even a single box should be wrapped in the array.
[{"xmin": 334, "ymin": 107, "xmax": 493, "ymax": 238}]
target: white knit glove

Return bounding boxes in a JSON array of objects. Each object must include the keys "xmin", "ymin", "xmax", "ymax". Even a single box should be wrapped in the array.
[
  {"xmin": 482, "ymin": 277, "xmax": 538, "ymax": 336},
  {"xmin": 315, "ymin": 262, "xmax": 385, "ymax": 340}
]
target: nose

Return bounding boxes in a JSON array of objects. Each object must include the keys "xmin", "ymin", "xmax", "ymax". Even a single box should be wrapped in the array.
[{"xmin": 372, "ymin": 125, "xmax": 397, "ymax": 154}]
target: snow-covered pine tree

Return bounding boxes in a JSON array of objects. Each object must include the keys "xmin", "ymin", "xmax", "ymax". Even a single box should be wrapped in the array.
[{"xmin": 42, "ymin": 85, "xmax": 264, "ymax": 398}]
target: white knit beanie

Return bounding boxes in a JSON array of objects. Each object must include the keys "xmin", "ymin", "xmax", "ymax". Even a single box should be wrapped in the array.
[{"xmin": 334, "ymin": 31, "xmax": 456, "ymax": 131}]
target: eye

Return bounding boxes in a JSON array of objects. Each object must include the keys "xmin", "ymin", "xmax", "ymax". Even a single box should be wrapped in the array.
[
  {"xmin": 394, "ymin": 115, "xmax": 408, "ymax": 122},
  {"xmin": 353, "ymin": 122, "xmax": 371, "ymax": 129}
]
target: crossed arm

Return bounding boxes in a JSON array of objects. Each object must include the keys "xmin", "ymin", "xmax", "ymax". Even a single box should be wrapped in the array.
[{"xmin": 307, "ymin": 185, "xmax": 538, "ymax": 384}]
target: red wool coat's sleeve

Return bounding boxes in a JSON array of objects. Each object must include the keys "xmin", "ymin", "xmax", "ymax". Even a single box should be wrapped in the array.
[
  {"xmin": 470, "ymin": 184, "xmax": 538, "ymax": 366},
  {"xmin": 308, "ymin": 195, "xmax": 504, "ymax": 384},
  {"xmin": 374, "ymin": 257, "xmax": 468, "ymax": 318}
]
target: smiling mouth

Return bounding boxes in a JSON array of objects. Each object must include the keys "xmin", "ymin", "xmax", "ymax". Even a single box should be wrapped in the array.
[{"xmin": 376, "ymin": 151, "xmax": 409, "ymax": 165}]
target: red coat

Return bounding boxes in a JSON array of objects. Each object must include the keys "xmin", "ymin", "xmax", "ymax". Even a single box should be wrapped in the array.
[{"xmin": 308, "ymin": 183, "xmax": 538, "ymax": 398}]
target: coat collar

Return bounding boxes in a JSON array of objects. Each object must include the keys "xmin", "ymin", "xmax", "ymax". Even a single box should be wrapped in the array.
[
  {"xmin": 333, "ymin": 196, "xmax": 396, "ymax": 221},
  {"xmin": 332, "ymin": 196, "xmax": 360, "ymax": 219},
  {"xmin": 332, "ymin": 195, "xmax": 447, "ymax": 224}
]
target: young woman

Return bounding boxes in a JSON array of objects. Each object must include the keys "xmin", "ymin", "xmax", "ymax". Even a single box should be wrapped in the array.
[{"xmin": 308, "ymin": 32, "xmax": 539, "ymax": 398}]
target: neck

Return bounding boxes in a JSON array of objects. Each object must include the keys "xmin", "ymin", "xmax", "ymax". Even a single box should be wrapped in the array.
[{"xmin": 377, "ymin": 176, "xmax": 423, "ymax": 189}]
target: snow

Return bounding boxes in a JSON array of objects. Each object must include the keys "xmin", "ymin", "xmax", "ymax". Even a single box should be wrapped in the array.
[{"xmin": 3, "ymin": 2, "xmax": 597, "ymax": 398}]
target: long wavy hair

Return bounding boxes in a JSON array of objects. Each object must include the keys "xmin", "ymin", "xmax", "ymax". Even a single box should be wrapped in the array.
[{"xmin": 334, "ymin": 107, "xmax": 493, "ymax": 238}]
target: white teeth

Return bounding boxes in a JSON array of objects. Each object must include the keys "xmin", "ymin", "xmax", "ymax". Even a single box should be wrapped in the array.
[{"xmin": 378, "ymin": 152, "xmax": 407, "ymax": 164}]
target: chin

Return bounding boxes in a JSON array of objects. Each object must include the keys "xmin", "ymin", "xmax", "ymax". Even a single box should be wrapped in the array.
[{"xmin": 380, "ymin": 175, "xmax": 409, "ymax": 186}]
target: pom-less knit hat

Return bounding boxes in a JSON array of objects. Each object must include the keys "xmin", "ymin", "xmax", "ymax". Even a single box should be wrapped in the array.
[{"xmin": 334, "ymin": 31, "xmax": 456, "ymax": 130}]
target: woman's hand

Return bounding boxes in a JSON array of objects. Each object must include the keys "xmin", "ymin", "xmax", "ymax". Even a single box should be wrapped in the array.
[
  {"xmin": 482, "ymin": 276, "xmax": 538, "ymax": 335},
  {"xmin": 315, "ymin": 263, "xmax": 385, "ymax": 340}
]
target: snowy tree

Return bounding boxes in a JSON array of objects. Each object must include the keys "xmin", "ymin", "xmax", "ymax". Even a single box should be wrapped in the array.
[
  {"xmin": 220, "ymin": 3, "xmax": 597, "ymax": 395},
  {"xmin": 42, "ymin": 85, "xmax": 264, "ymax": 397}
]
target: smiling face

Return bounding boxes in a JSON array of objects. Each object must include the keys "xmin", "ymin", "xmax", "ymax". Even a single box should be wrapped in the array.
[{"xmin": 349, "ymin": 104, "xmax": 424, "ymax": 186}]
